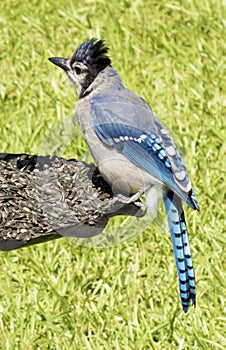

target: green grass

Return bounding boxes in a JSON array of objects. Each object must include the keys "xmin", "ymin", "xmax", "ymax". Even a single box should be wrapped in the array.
[{"xmin": 0, "ymin": 0, "xmax": 225, "ymax": 349}]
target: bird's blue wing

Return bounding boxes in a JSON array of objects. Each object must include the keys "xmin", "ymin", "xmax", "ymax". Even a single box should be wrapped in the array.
[{"xmin": 91, "ymin": 93, "xmax": 199, "ymax": 210}]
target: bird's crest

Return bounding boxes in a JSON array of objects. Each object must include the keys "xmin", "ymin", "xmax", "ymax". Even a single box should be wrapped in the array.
[{"xmin": 71, "ymin": 38, "xmax": 111, "ymax": 69}]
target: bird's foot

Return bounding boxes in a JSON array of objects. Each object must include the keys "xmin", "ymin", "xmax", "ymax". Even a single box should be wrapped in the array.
[{"xmin": 106, "ymin": 190, "xmax": 146, "ymax": 218}]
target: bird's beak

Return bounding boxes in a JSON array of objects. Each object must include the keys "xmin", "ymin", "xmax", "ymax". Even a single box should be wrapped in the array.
[{"xmin": 48, "ymin": 57, "xmax": 69, "ymax": 71}]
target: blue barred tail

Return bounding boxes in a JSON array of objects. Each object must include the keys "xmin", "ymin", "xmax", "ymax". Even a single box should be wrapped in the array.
[{"xmin": 164, "ymin": 190, "xmax": 196, "ymax": 312}]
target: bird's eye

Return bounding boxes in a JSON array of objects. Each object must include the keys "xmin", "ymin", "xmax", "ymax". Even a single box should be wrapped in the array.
[{"xmin": 74, "ymin": 66, "xmax": 82, "ymax": 75}]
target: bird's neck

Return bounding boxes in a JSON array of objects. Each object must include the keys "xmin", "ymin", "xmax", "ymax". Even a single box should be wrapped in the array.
[{"xmin": 80, "ymin": 66, "xmax": 124, "ymax": 98}]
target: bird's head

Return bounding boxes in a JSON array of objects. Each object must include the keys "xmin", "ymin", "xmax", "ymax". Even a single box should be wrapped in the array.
[{"xmin": 49, "ymin": 38, "xmax": 111, "ymax": 96}]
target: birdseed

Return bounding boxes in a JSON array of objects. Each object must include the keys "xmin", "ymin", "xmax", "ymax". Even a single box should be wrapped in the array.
[{"xmin": 0, "ymin": 153, "xmax": 145, "ymax": 250}]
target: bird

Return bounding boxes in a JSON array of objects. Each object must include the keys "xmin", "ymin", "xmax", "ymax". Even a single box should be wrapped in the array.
[{"xmin": 49, "ymin": 38, "xmax": 199, "ymax": 312}]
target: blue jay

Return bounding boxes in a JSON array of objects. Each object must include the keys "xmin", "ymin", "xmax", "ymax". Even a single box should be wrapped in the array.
[{"xmin": 49, "ymin": 38, "xmax": 199, "ymax": 312}]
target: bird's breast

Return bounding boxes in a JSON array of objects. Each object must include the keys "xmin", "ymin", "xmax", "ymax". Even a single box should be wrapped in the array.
[{"xmin": 88, "ymin": 135, "xmax": 161, "ymax": 195}]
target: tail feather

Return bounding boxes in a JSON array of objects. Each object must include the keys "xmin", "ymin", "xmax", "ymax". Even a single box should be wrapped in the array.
[{"xmin": 164, "ymin": 190, "xmax": 196, "ymax": 312}]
